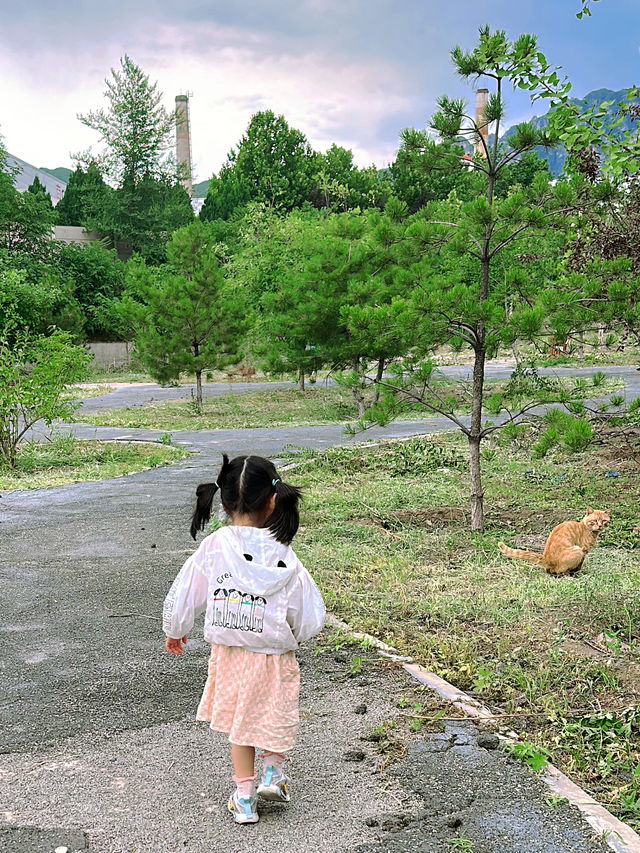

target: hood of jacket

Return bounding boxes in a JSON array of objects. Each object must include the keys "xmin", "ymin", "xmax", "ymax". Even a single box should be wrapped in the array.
[{"xmin": 215, "ymin": 525, "xmax": 296, "ymax": 596}]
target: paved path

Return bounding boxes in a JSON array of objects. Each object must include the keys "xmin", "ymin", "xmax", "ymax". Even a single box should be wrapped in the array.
[{"xmin": 1, "ymin": 365, "xmax": 636, "ymax": 852}]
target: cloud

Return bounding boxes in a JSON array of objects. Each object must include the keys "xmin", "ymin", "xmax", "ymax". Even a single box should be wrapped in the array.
[{"xmin": 1, "ymin": 0, "xmax": 637, "ymax": 178}]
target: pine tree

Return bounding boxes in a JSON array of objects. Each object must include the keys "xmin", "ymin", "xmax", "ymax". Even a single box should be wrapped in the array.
[
  {"xmin": 55, "ymin": 164, "xmax": 111, "ymax": 227},
  {"xmin": 115, "ymin": 221, "xmax": 244, "ymax": 405},
  {"xmin": 27, "ymin": 175, "xmax": 53, "ymax": 210}
]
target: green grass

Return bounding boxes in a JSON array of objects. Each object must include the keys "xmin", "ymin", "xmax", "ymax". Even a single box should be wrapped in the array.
[
  {"xmin": 82, "ymin": 363, "xmax": 295, "ymax": 385},
  {"xmin": 63, "ymin": 385, "xmax": 115, "ymax": 400},
  {"xmin": 0, "ymin": 435, "xmax": 189, "ymax": 491},
  {"xmin": 73, "ymin": 386, "xmax": 360, "ymax": 429},
  {"xmin": 288, "ymin": 431, "xmax": 640, "ymax": 827},
  {"xmin": 71, "ymin": 375, "xmax": 622, "ymax": 431}
]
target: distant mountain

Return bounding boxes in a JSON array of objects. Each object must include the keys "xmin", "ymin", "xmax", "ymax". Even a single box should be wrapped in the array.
[
  {"xmin": 193, "ymin": 179, "xmax": 210, "ymax": 198},
  {"xmin": 40, "ymin": 166, "xmax": 73, "ymax": 183},
  {"xmin": 500, "ymin": 87, "xmax": 637, "ymax": 176}
]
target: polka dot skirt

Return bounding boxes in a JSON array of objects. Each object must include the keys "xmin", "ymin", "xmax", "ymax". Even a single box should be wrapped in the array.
[{"xmin": 196, "ymin": 644, "xmax": 300, "ymax": 753}]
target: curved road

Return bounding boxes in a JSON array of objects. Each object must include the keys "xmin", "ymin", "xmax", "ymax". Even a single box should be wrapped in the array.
[{"xmin": 0, "ymin": 365, "xmax": 634, "ymax": 852}]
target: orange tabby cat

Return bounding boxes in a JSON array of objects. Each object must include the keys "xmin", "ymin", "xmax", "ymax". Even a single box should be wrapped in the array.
[{"xmin": 498, "ymin": 507, "xmax": 611, "ymax": 575}]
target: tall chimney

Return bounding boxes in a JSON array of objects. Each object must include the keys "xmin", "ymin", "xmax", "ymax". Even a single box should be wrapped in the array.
[
  {"xmin": 175, "ymin": 94, "xmax": 193, "ymax": 198},
  {"xmin": 474, "ymin": 88, "xmax": 489, "ymax": 157}
]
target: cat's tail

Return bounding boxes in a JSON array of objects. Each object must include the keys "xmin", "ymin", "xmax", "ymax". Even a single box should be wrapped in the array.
[{"xmin": 498, "ymin": 542, "xmax": 546, "ymax": 566}]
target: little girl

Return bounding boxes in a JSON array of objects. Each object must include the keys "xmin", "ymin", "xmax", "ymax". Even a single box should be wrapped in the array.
[{"xmin": 162, "ymin": 453, "xmax": 325, "ymax": 825}]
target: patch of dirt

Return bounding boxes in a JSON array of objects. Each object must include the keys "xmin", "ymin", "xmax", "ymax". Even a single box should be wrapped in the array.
[
  {"xmin": 388, "ymin": 506, "xmax": 572, "ymax": 532},
  {"xmin": 560, "ymin": 639, "xmax": 609, "ymax": 659},
  {"xmin": 590, "ymin": 426, "xmax": 640, "ymax": 469},
  {"xmin": 613, "ymin": 661, "xmax": 640, "ymax": 697}
]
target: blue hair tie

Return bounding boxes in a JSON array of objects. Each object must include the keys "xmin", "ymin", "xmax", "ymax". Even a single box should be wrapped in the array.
[{"xmin": 272, "ymin": 478, "xmax": 280, "ymax": 487}]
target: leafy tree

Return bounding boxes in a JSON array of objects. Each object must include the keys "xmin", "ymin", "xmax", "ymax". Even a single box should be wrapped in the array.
[
  {"xmin": 99, "ymin": 176, "xmax": 194, "ymax": 263},
  {"xmin": 391, "ymin": 143, "xmax": 476, "ymax": 213},
  {"xmin": 0, "ymin": 258, "xmax": 84, "ymax": 340},
  {"xmin": 203, "ymin": 111, "xmax": 317, "ymax": 220},
  {"xmin": 0, "ymin": 320, "xmax": 89, "ymax": 468},
  {"xmin": 0, "ymin": 141, "xmax": 56, "ymax": 261},
  {"xmin": 75, "ymin": 56, "xmax": 192, "ymax": 262},
  {"xmin": 199, "ymin": 165, "xmax": 249, "ymax": 222},
  {"xmin": 54, "ymin": 242, "xmax": 126, "ymax": 339},
  {"xmin": 227, "ymin": 205, "xmax": 316, "ymax": 386},
  {"xmin": 77, "ymin": 55, "xmax": 175, "ymax": 185},
  {"xmin": 240, "ymin": 205, "xmax": 409, "ymax": 403},
  {"xmin": 352, "ymin": 27, "xmax": 587, "ymax": 531},
  {"xmin": 115, "ymin": 221, "xmax": 244, "ymax": 406},
  {"xmin": 27, "ymin": 175, "xmax": 53, "ymax": 211},
  {"xmin": 310, "ymin": 144, "xmax": 390, "ymax": 212},
  {"xmin": 55, "ymin": 164, "xmax": 111, "ymax": 227}
]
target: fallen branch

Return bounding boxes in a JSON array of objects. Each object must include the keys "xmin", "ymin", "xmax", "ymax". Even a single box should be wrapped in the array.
[{"xmin": 108, "ymin": 613, "xmax": 161, "ymax": 620}]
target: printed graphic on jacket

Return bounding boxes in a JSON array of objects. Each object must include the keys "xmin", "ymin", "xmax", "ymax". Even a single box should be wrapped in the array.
[{"xmin": 213, "ymin": 588, "xmax": 267, "ymax": 633}]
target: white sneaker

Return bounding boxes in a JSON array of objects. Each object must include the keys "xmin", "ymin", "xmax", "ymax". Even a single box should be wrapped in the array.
[
  {"xmin": 257, "ymin": 764, "xmax": 291, "ymax": 802},
  {"xmin": 228, "ymin": 787, "xmax": 259, "ymax": 824}
]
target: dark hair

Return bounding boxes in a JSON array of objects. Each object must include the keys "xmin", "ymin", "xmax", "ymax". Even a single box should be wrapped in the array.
[{"xmin": 190, "ymin": 454, "xmax": 302, "ymax": 544}]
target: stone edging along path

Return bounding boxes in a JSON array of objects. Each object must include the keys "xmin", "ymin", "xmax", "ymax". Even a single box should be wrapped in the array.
[{"xmin": 326, "ymin": 614, "xmax": 640, "ymax": 853}]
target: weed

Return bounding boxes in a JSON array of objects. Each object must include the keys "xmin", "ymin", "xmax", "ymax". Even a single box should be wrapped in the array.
[
  {"xmin": 447, "ymin": 838, "xmax": 474, "ymax": 851},
  {"xmin": 505, "ymin": 741, "xmax": 550, "ymax": 772},
  {"xmin": 544, "ymin": 795, "xmax": 569, "ymax": 809},
  {"xmin": 349, "ymin": 656, "xmax": 365, "ymax": 677}
]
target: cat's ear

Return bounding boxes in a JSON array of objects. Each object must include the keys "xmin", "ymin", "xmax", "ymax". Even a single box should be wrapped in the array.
[
  {"xmin": 604, "ymin": 510, "xmax": 611, "ymax": 518},
  {"xmin": 586, "ymin": 506, "xmax": 594, "ymax": 515}
]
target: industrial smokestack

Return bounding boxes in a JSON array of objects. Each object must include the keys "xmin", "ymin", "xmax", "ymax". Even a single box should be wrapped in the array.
[
  {"xmin": 474, "ymin": 88, "xmax": 489, "ymax": 156},
  {"xmin": 175, "ymin": 94, "xmax": 193, "ymax": 198}
]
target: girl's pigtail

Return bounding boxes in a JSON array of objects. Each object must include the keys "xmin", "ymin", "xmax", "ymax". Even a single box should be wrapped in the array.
[
  {"xmin": 267, "ymin": 481, "xmax": 302, "ymax": 545},
  {"xmin": 190, "ymin": 454, "xmax": 231, "ymax": 539},
  {"xmin": 190, "ymin": 482, "xmax": 218, "ymax": 539}
]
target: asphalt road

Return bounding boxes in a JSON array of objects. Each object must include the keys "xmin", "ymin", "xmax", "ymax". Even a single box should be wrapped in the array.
[{"xmin": 1, "ymin": 365, "xmax": 636, "ymax": 852}]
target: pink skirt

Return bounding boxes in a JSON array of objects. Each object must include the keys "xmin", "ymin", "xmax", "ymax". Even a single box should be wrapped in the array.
[{"xmin": 196, "ymin": 644, "xmax": 300, "ymax": 753}]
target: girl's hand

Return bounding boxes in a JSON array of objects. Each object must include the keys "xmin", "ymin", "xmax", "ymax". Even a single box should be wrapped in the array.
[{"xmin": 165, "ymin": 635, "xmax": 188, "ymax": 655}]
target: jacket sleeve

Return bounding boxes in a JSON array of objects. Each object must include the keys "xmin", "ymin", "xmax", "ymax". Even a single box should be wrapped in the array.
[
  {"xmin": 162, "ymin": 542, "xmax": 209, "ymax": 639},
  {"xmin": 286, "ymin": 560, "xmax": 326, "ymax": 644}
]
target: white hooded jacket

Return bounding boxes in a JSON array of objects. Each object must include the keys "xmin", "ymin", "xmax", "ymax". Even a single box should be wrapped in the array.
[{"xmin": 162, "ymin": 525, "xmax": 326, "ymax": 655}]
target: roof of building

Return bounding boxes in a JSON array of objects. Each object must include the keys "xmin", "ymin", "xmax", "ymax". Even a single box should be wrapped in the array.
[{"xmin": 6, "ymin": 154, "xmax": 67, "ymax": 204}]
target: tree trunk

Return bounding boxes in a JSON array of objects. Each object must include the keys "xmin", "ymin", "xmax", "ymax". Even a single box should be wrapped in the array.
[
  {"xmin": 195, "ymin": 369, "xmax": 203, "ymax": 410},
  {"xmin": 468, "ymin": 433, "xmax": 483, "ymax": 532},
  {"xmin": 598, "ymin": 325, "xmax": 605, "ymax": 347},
  {"xmin": 373, "ymin": 357, "xmax": 385, "ymax": 405},
  {"xmin": 350, "ymin": 357, "xmax": 366, "ymax": 418},
  {"xmin": 298, "ymin": 368, "xmax": 305, "ymax": 392},
  {"xmin": 469, "ymin": 274, "xmax": 487, "ymax": 532}
]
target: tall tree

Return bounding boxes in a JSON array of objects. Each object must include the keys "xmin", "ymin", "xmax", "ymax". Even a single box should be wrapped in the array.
[
  {"xmin": 75, "ymin": 57, "xmax": 192, "ymax": 262},
  {"xmin": 310, "ymin": 144, "xmax": 390, "ymax": 212},
  {"xmin": 199, "ymin": 165, "xmax": 249, "ymax": 222},
  {"xmin": 0, "ymin": 147, "xmax": 56, "ymax": 261},
  {"xmin": 77, "ymin": 55, "xmax": 176, "ymax": 185}
]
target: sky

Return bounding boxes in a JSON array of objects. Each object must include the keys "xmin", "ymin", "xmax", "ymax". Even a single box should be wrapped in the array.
[{"xmin": 1, "ymin": 0, "xmax": 639, "ymax": 185}]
